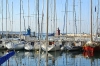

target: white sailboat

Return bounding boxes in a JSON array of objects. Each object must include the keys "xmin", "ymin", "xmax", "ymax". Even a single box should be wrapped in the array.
[
  {"xmin": 41, "ymin": 40, "xmax": 62, "ymax": 51},
  {"xmin": 0, "ymin": 0, "xmax": 8, "ymax": 49},
  {"xmin": 24, "ymin": 42, "xmax": 34, "ymax": 51},
  {"xmin": 41, "ymin": 0, "xmax": 64, "ymax": 52},
  {"xmin": 93, "ymin": 0, "xmax": 100, "ymax": 43},
  {"xmin": 24, "ymin": 0, "xmax": 41, "ymax": 51},
  {"xmin": 6, "ymin": 0, "xmax": 26, "ymax": 50},
  {"xmin": 24, "ymin": 41, "xmax": 40, "ymax": 50},
  {"xmin": 0, "ymin": 40, "xmax": 8, "ymax": 49},
  {"xmin": 6, "ymin": 40, "xmax": 25, "ymax": 50}
]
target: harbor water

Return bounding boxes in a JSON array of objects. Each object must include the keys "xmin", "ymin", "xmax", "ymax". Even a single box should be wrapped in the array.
[{"xmin": 0, "ymin": 50, "xmax": 100, "ymax": 66}]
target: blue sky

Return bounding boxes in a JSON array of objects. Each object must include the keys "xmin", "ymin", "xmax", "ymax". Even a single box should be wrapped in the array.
[{"xmin": 0, "ymin": 0, "xmax": 99, "ymax": 34}]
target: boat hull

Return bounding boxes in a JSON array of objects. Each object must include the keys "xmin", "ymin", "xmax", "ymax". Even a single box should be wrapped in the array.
[
  {"xmin": 24, "ymin": 44, "xmax": 33, "ymax": 50},
  {"xmin": 6, "ymin": 42, "xmax": 25, "ymax": 50},
  {"xmin": 66, "ymin": 46, "xmax": 82, "ymax": 51},
  {"xmin": 41, "ymin": 44, "xmax": 61, "ymax": 51},
  {"xmin": 83, "ymin": 46, "xmax": 100, "ymax": 52},
  {"xmin": 24, "ymin": 42, "xmax": 40, "ymax": 51}
]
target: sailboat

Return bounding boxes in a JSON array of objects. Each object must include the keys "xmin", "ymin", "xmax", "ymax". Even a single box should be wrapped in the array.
[
  {"xmin": 64, "ymin": 0, "xmax": 82, "ymax": 51},
  {"xmin": 6, "ymin": 0, "xmax": 26, "ymax": 50},
  {"xmin": 41, "ymin": 40, "xmax": 63, "ymax": 51},
  {"xmin": 0, "ymin": 0, "xmax": 8, "ymax": 49},
  {"xmin": 83, "ymin": 0, "xmax": 100, "ymax": 53},
  {"xmin": 24, "ymin": 0, "xmax": 41, "ymax": 51}
]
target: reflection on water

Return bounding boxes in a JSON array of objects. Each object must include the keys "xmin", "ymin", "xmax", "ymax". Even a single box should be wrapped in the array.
[{"xmin": 1, "ymin": 50, "xmax": 100, "ymax": 66}]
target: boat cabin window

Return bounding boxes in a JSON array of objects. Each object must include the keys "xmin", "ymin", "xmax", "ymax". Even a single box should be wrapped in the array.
[
  {"xmin": 49, "ymin": 41, "xmax": 54, "ymax": 45},
  {"xmin": 31, "ymin": 42, "xmax": 34, "ymax": 45}
]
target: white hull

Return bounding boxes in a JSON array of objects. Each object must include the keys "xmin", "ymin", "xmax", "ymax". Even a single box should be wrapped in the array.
[
  {"xmin": 6, "ymin": 41, "xmax": 25, "ymax": 50},
  {"xmin": 0, "ymin": 40, "xmax": 8, "ymax": 49},
  {"xmin": 24, "ymin": 44, "xmax": 34, "ymax": 50},
  {"xmin": 41, "ymin": 42, "xmax": 61, "ymax": 51},
  {"xmin": 24, "ymin": 42, "xmax": 40, "ymax": 51}
]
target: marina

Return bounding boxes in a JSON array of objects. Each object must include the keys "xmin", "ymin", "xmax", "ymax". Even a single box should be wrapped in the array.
[{"xmin": 0, "ymin": 0, "xmax": 100, "ymax": 66}]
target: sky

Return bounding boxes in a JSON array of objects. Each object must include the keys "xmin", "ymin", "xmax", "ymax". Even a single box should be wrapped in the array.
[{"xmin": 0, "ymin": 0, "xmax": 100, "ymax": 34}]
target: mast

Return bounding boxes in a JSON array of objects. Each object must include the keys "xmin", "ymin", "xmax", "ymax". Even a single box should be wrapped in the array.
[
  {"xmin": 73, "ymin": 0, "xmax": 75, "ymax": 39},
  {"xmin": 66, "ymin": 0, "xmax": 68, "ymax": 36},
  {"xmin": 53, "ymin": 0, "xmax": 56, "ymax": 33},
  {"xmin": 41, "ymin": 0, "xmax": 44, "ymax": 39},
  {"xmin": 20, "ymin": 0, "xmax": 21, "ymax": 40},
  {"xmin": 28, "ymin": 0, "xmax": 29, "ymax": 27},
  {"xmin": 90, "ymin": 0, "xmax": 93, "ymax": 42},
  {"xmin": 96, "ymin": 0, "xmax": 99, "ymax": 35},
  {"xmin": 22, "ymin": 0, "xmax": 26, "ymax": 32},
  {"xmin": 37, "ymin": 0, "xmax": 40, "ymax": 40},
  {"xmin": 2, "ymin": 0, "xmax": 3, "ymax": 36},
  {"xmin": 12, "ymin": 1, "xmax": 13, "ymax": 39},
  {"xmin": 35, "ymin": 0, "xmax": 38, "ymax": 39},
  {"xmin": 46, "ymin": 0, "xmax": 49, "ymax": 65},
  {"xmin": 6, "ymin": 0, "xmax": 8, "ymax": 38},
  {"xmin": 50, "ymin": 0, "xmax": 53, "ymax": 33},
  {"xmin": 80, "ymin": 0, "xmax": 81, "ymax": 37},
  {"xmin": 38, "ymin": 0, "xmax": 44, "ymax": 65}
]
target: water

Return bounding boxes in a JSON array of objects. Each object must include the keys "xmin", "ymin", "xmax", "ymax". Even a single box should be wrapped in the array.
[{"xmin": 0, "ymin": 50, "xmax": 100, "ymax": 66}]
